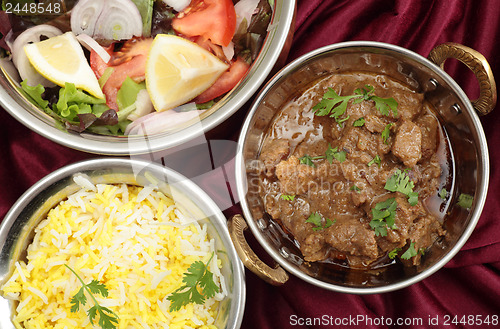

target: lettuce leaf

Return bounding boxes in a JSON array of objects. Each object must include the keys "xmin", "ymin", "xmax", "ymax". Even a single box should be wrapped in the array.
[
  {"xmin": 116, "ymin": 77, "xmax": 145, "ymax": 111},
  {"xmin": 131, "ymin": 0, "xmax": 154, "ymax": 37},
  {"xmin": 20, "ymin": 80, "xmax": 49, "ymax": 109}
]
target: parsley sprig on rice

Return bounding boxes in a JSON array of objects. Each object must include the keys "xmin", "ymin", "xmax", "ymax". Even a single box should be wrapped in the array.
[{"xmin": 1, "ymin": 176, "xmax": 227, "ymax": 329}]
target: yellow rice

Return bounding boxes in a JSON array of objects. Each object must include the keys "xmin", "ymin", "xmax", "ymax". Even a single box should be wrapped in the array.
[{"xmin": 1, "ymin": 175, "xmax": 227, "ymax": 329}]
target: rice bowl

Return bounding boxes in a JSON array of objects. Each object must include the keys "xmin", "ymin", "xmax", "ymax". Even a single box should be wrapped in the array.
[{"xmin": 0, "ymin": 158, "xmax": 245, "ymax": 329}]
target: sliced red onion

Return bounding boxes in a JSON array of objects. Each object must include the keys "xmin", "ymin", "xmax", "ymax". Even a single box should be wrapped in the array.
[
  {"xmin": 125, "ymin": 103, "xmax": 203, "ymax": 136},
  {"xmin": 127, "ymin": 89, "xmax": 154, "ymax": 121},
  {"xmin": 222, "ymin": 41, "xmax": 235, "ymax": 61},
  {"xmin": 11, "ymin": 24, "xmax": 63, "ymax": 87},
  {"xmin": 163, "ymin": 0, "xmax": 191, "ymax": 12},
  {"xmin": 235, "ymin": 0, "xmax": 260, "ymax": 31},
  {"xmin": 76, "ymin": 33, "xmax": 111, "ymax": 63},
  {"xmin": 71, "ymin": 0, "xmax": 143, "ymax": 40}
]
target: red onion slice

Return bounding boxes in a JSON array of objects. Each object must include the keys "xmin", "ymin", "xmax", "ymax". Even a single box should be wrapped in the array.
[
  {"xmin": 163, "ymin": 0, "xmax": 191, "ymax": 12},
  {"xmin": 71, "ymin": 0, "xmax": 143, "ymax": 40},
  {"xmin": 11, "ymin": 24, "xmax": 63, "ymax": 87},
  {"xmin": 76, "ymin": 33, "xmax": 111, "ymax": 63},
  {"xmin": 235, "ymin": 0, "xmax": 260, "ymax": 31}
]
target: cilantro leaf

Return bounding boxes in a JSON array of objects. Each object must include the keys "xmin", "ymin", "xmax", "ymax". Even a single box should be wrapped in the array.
[
  {"xmin": 98, "ymin": 307, "xmax": 120, "ymax": 329},
  {"xmin": 372, "ymin": 95, "xmax": 398, "ymax": 116},
  {"xmin": 381, "ymin": 123, "xmax": 394, "ymax": 144},
  {"xmin": 324, "ymin": 218, "xmax": 336, "ymax": 229},
  {"xmin": 87, "ymin": 280, "xmax": 109, "ymax": 298},
  {"xmin": 370, "ymin": 220, "xmax": 388, "ymax": 237},
  {"xmin": 350, "ymin": 185, "xmax": 361, "ymax": 192},
  {"xmin": 306, "ymin": 212, "xmax": 322, "ymax": 227},
  {"xmin": 458, "ymin": 193, "xmax": 474, "ymax": 209},
  {"xmin": 353, "ymin": 117, "xmax": 366, "ymax": 127},
  {"xmin": 367, "ymin": 155, "xmax": 381, "ymax": 167},
  {"xmin": 388, "ymin": 247, "xmax": 401, "ymax": 259},
  {"xmin": 199, "ymin": 271, "xmax": 219, "ymax": 299},
  {"xmin": 70, "ymin": 287, "xmax": 86, "ymax": 312},
  {"xmin": 281, "ymin": 194, "xmax": 296, "ymax": 201},
  {"xmin": 370, "ymin": 198, "xmax": 398, "ymax": 236},
  {"xmin": 408, "ymin": 192, "xmax": 419, "ymax": 206},
  {"xmin": 325, "ymin": 144, "xmax": 347, "ymax": 163},
  {"xmin": 306, "ymin": 212, "xmax": 335, "ymax": 231},
  {"xmin": 65, "ymin": 265, "xmax": 118, "ymax": 329},
  {"xmin": 385, "ymin": 169, "xmax": 414, "ymax": 195},
  {"xmin": 312, "ymin": 88, "xmax": 358, "ymax": 124},
  {"xmin": 299, "ymin": 154, "xmax": 315, "ymax": 167},
  {"xmin": 168, "ymin": 253, "xmax": 220, "ymax": 312},
  {"xmin": 439, "ymin": 188, "xmax": 449, "ymax": 200},
  {"xmin": 385, "ymin": 169, "xmax": 419, "ymax": 206},
  {"xmin": 401, "ymin": 242, "xmax": 418, "ymax": 260}
]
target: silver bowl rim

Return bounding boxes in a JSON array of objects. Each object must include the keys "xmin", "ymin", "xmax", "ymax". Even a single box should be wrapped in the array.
[
  {"xmin": 0, "ymin": 157, "xmax": 246, "ymax": 328},
  {"xmin": 0, "ymin": 0, "xmax": 296, "ymax": 155},
  {"xmin": 235, "ymin": 40, "xmax": 490, "ymax": 294}
]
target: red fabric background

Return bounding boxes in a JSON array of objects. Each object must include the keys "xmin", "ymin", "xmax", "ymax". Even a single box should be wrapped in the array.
[{"xmin": 1, "ymin": 0, "xmax": 500, "ymax": 328}]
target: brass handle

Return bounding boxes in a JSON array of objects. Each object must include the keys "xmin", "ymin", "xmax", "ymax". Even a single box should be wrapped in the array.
[
  {"xmin": 228, "ymin": 214, "xmax": 289, "ymax": 285},
  {"xmin": 428, "ymin": 42, "xmax": 497, "ymax": 115}
]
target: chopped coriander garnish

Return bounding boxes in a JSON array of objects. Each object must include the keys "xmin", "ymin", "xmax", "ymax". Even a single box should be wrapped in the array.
[
  {"xmin": 408, "ymin": 192, "xmax": 419, "ymax": 206},
  {"xmin": 167, "ymin": 252, "xmax": 220, "ymax": 312},
  {"xmin": 385, "ymin": 169, "xmax": 418, "ymax": 206},
  {"xmin": 370, "ymin": 197, "xmax": 398, "ymax": 237},
  {"xmin": 381, "ymin": 123, "xmax": 394, "ymax": 144},
  {"xmin": 306, "ymin": 212, "xmax": 336, "ymax": 231},
  {"xmin": 401, "ymin": 242, "xmax": 418, "ymax": 260},
  {"xmin": 458, "ymin": 193, "xmax": 474, "ymax": 209},
  {"xmin": 353, "ymin": 117, "xmax": 366, "ymax": 127},
  {"xmin": 352, "ymin": 85, "xmax": 398, "ymax": 117},
  {"xmin": 439, "ymin": 188, "xmax": 449, "ymax": 200},
  {"xmin": 299, "ymin": 154, "xmax": 317, "ymax": 167},
  {"xmin": 312, "ymin": 88, "xmax": 357, "ymax": 124},
  {"xmin": 300, "ymin": 145, "xmax": 347, "ymax": 167},
  {"xmin": 325, "ymin": 144, "xmax": 346, "ymax": 163},
  {"xmin": 281, "ymin": 194, "xmax": 295, "ymax": 201},
  {"xmin": 312, "ymin": 85, "xmax": 398, "ymax": 125},
  {"xmin": 350, "ymin": 185, "xmax": 361, "ymax": 192},
  {"xmin": 388, "ymin": 247, "xmax": 401, "ymax": 259},
  {"xmin": 65, "ymin": 265, "xmax": 119, "ymax": 329},
  {"xmin": 367, "ymin": 155, "xmax": 381, "ymax": 167},
  {"xmin": 337, "ymin": 115, "xmax": 350, "ymax": 125}
]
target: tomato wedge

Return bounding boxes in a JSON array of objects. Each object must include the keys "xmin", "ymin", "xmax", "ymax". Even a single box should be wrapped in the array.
[
  {"xmin": 172, "ymin": 0, "xmax": 236, "ymax": 47},
  {"xmin": 90, "ymin": 38, "xmax": 152, "ymax": 111},
  {"xmin": 194, "ymin": 57, "xmax": 250, "ymax": 103}
]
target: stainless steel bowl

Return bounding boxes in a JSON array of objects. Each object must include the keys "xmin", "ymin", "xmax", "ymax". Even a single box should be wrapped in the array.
[
  {"xmin": 232, "ymin": 41, "xmax": 496, "ymax": 293},
  {"xmin": 0, "ymin": 158, "xmax": 245, "ymax": 328},
  {"xmin": 0, "ymin": 1, "xmax": 296, "ymax": 155}
]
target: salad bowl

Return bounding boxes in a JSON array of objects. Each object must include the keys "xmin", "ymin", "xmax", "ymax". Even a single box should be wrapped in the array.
[{"xmin": 0, "ymin": 0, "xmax": 296, "ymax": 155}]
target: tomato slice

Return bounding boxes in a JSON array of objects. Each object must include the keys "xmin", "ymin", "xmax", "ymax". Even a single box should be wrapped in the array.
[
  {"xmin": 172, "ymin": 0, "xmax": 236, "ymax": 47},
  {"xmin": 194, "ymin": 57, "xmax": 250, "ymax": 104},
  {"xmin": 90, "ymin": 38, "xmax": 152, "ymax": 111}
]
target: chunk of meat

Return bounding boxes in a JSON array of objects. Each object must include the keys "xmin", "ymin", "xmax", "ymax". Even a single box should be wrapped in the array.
[
  {"xmin": 275, "ymin": 156, "xmax": 316, "ymax": 195},
  {"xmin": 260, "ymin": 139, "xmax": 290, "ymax": 177},
  {"xmin": 364, "ymin": 114, "xmax": 388, "ymax": 133},
  {"xmin": 323, "ymin": 217, "xmax": 379, "ymax": 265},
  {"xmin": 392, "ymin": 120, "xmax": 422, "ymax": 167},
  {"xmin": 416, "ymin": 113, "xmax": 439, "ymax": 160}
]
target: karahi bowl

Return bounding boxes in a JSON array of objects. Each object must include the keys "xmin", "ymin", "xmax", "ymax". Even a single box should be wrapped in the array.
[
  {"xmin": 0, "ymin": 158, "xmax": 245, "ymax": 328},
  {"xmin": 0, "ymin": 0, "xmax": 296, "ymax": 155},
  {"xmin": 230, "ymin": 41, "xmax": 496, "ymax": 293}
]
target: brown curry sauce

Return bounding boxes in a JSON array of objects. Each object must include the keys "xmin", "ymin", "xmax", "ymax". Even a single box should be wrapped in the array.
[{"xmin": 257, "ymin": 72, "xmax": 452, "ymax": 269}]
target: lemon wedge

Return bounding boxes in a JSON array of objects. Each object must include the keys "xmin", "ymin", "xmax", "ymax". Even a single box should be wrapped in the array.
[
  {"xmin": 24, "ymin": 32, "xmax": 104, "ymax": 99},
  {"xmin": 145, "ymin": 34, "xmax": 229, "ymax": 112}
]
